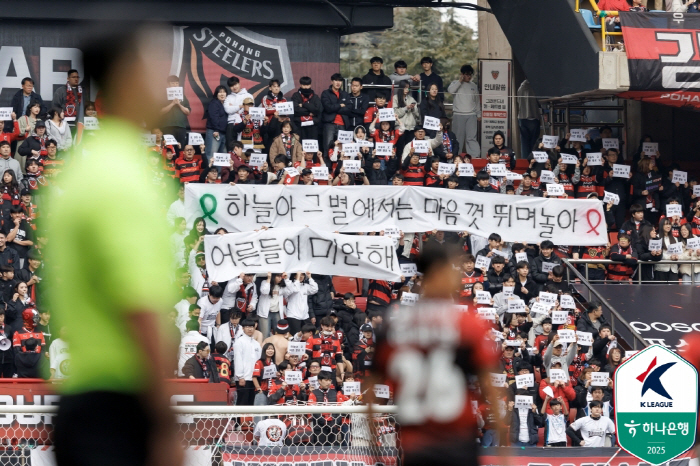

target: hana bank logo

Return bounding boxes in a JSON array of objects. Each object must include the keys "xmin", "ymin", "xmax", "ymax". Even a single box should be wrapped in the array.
[{"xmin": 637, "ymin": 356, "xmax": 675, "ymax": 406}]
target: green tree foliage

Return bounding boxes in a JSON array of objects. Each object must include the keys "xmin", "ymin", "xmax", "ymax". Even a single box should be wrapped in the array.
[{"xmin": 340, "ymin": 7, "xmax": 478, "ymax": 99}]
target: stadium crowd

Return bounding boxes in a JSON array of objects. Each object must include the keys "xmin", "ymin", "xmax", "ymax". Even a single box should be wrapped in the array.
[{"xmin": 0, "ymin": 57, "xmax": 692, "ymax": 448}]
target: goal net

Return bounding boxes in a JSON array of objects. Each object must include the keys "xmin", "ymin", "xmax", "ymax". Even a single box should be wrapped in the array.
[{"xmin": 0, "ymin": 403, "xmax": 400, "ymax": 466}]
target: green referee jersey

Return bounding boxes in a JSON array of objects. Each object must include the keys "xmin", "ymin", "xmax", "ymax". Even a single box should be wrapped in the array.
[{"xmin": 45, "ymin": 118, "xmax": 177, "ymax": 395}]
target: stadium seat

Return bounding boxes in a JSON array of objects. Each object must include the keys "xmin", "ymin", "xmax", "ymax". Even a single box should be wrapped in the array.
[
  {"xmin": 515, "ymin": 159, "xmax": 530, "ymax": 171},
  {"xmin": 332, "ymin": 276, "xmax": 363, "ymax": 296},
  {"xmin": 609, "ymin": 231, "xmax": 618, "ymax": 245},
  {"xmin": 472, "ymin": 159, "xmax": 488, "ymax": 170},
  {"xmin": 580, "ymin": 9, "xmax": 601, "ymax": 30},
  {"xmin": 355, "ymin": 297, "xmax": 367, "ymax": 311}
]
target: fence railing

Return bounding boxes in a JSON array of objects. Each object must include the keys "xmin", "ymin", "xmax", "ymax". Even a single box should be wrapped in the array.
[{"xmin": 565, "ymin": 258, "xmax": 700, "ymax": 284}]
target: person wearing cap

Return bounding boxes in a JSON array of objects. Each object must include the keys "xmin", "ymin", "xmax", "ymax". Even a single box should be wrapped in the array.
[
  {"xmin": 321, "ymin": 73, "xmax": 350, "ymax": 154},
  {"xmin": 298, "ymin": 168, "xmax": 316, "ymax": 185},
  {"xmin": 400, "ymin": 125, "xmax": 443, "ymax": 163},
  {"xmin": 361, "ymin": 57, "xmax": 392, "ymax": 105},
  {"xmin": 229, "ymin": 97, "xmax": 268, "ymax": 150},
  {"xmin": 234, "ymin": 319, "xmax": 262, "ymax": 406},
  {"xmin": 544, "ymin": 333, "xmax": 578, "ymax": 374}
]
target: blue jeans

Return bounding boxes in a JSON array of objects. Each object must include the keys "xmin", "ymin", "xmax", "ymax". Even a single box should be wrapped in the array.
[
  {"xmin": 205, "ymin": 128, "xmax": 226, "ymax": 169},
  {"xmin": 482, "ymin": 429, "xmax": 500, "ymax": 447},
  {"xmin": 519, "ymin": 118, "xmax": 540, "ymax": 155}
]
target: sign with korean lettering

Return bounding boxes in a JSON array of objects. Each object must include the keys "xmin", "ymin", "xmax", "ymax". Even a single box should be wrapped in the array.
[
  {"xmin": 275, "ymin": 101, "xmax": 294, "ymax": 115},
  {"xmin": 587, "ymin": 152, "xmax": 603, "ymax": 166},
  {"xmin": 570, "ymin": 129, "xmax": 587, "ymax": 142},
  {"xmin": 547, "ymin": 184, "xmax": 565, "ymax": 197},
  {"xmin": 375, "ymin": 142, "xmax": 393, "ymax": 156},
  {"xmin": 533, "ymin": 151, "xmax": 549, "ymax": 163},
  {"xmin": 615, "ymin": 345, "xmax": 698, "ymax": 465},
  {"xmin": 643, "ymin": 142, "xmax": 659, "ymax": 155},
  {"xmin": 343, "ymin": 160, "xmax": 361, "ymax": 173},
  {"xmin": 423, "ymin": 116, "xmax": 440, "ymax": 131},
  {"xmin": 490, "ymin": 373, "xmax": 507, "ymax": 387},
  {"xmin": 373, "ymin": 384, "xmax": 390, "ymax": 399},
  {"xmin": 552, "ymin": 311, "xmax": 568, "ymax": 324},
  {"xmin": 249, "ymin": 107, "xmax": 265, "ymax": 121},
  {"xmin": 666, "ymin": 204, "xmax": 682, "ymax": 218},
  {"xmin": 540, "ymin": 170, "xmax": 555, "ymax": 183},
  {"xmin": 203, "ymin": 226, "xmax": 402, "ymax": 282},
  {"xmin": 167, "ymin": 86, "xmax": 184, "ymax": 100},
  {"xmin": 302, "ymin": 139, "xmax": 318, "ymax": 153},
  {"xmin": 287, "ymin": 341, "xmax": 306, "ymax": 356},
  {"xmin": 186, "ymin": 185, "xmax": 608, "ymax": 245},
  {"xmin": 488, "ymin": 163, "xmax": 507, "ymax": 177},
  {"xmin": 516, "ymin": 373, "xmax": 535, "ymax": 389},
  {"xmin": 542, "ymin": 135, "xmax": 558, "ymax": 149},
  {"xmin": 249, "ymin": 154, "xmax": 266, "ymax": 167},
  {"xmin": 83, "ymin": 117, "xmax": 99, "ymax": 130},
  {"xmin": 458, "ymin": 163, "xmax": 475, "ymax": 177},
  {"xmin": 188, "ymin": 132, "xmax": 204, "ymax": 145},
  {"xmin": 437, "ymin": 163, "xmax": 456, "ymax": 176},
  {"xmin": 591, "ymin": 371, "xmax": 609, "ymax": 386},
  {"xmin": 338, "ymin": 130, "xmax": 354, "ymax": 144},
  {"xmin": 343, "ymin": 381, "xmax": 361, "ymax": 395},
  {"xmin": 378, "ymin": 108, "xmax": 395, "ymax": 122},
  {"xmin": 613, "ymin": 164, "xmax": 631, "ymax": 178},
  {"xmin": 284, "ymin": 371, "xmax": 303, "ymax": 385},
  {"xmin": 413, "ymin": 140, "xmax": 430, "ymax": 154},
  {"xmin": 213, "ymin": 153, "xmax": 230, "ymax": 167},
  {"xmin": 479, "ymin": 59, "xmax": 511, "ymax": 157},
  {"xmin": 311, "ymin": 166, "xmax": 328, "ymax": 180},
  {"xmin": 558, "ymin": 329, "xmax": 576, "ymax": 343},
  {"xmin": 561, "ymin": 154, "xmax": 578, "ymax": 165},
  {"xmin": 400, "ymin": 292, "xmax": 419, "ymax": 306},
  {"xmin": 163, "ymin": 134, "xmax": 178, "ymax": 146},
  {"xmin": 515, "ymin": 395, "xmax": 534, "ymax": 409},
  {"xmin": 672, "ymin": 170, "xmax": 687, "ymax": 184},
  {"xmin": 603, "ymin": 138, "xmax": 619, "ymax": 150}
]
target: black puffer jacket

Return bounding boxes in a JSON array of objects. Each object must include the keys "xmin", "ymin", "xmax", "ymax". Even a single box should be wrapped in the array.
[{"xmin": 308, "ymin": 274, "xmax": 335, "ymax": 320}]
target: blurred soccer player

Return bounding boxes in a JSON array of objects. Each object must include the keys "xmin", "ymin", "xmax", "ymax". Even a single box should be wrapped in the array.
[
  {"xmin": 46, "ymin": 24, "xmax": 183, "ymax": 466},
  {"xmin": 374, "ymin": 243, "xmax": 499, "ymax": 466}
]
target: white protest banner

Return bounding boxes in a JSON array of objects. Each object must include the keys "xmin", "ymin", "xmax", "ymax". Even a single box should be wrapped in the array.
[
  {"xmin": 400, "ymin": 292, "xmax": 419, "ymax": 306},
  {"xmin": 530, "ymin": 302, "xmax": 549, "ymax": 315},
  {"xmin": 491, "ymin": 328, "xmax": 504, "ymax": 341},
  {"xmin": 539, "ymin": 292, "xmax": 558, "ymax": 305},
  {"xmin": 560, "ymin": 294, "xmax": 576, "ymax": 309},
  {"xmin": 516, "ymin": 373, "xmax": 535, "ymax": 389},
  {"xmin": 284, "ymin": 167, "xmax": 300, "ymax": 178},
  {"xmin": 275, "ymin": 101, "xmax": 294, "ymax": 115},
  {"xmin": 302, "ymin": 139, "xmax": 319, "ymax": 153},
  {"xmin": 311, "ymin": 166, "xmax": 329, "ymax": 180},
  {"xmin": 533, "ymin": 151, "xmax": 549, "ymax": 163},
  {"xmin": 343, "ymin": 160, "xmax": 361, "ymax": 173},
  {"xmin": 475, "ymin": 255, "xmax": 491, "ymax": 270},
  {"xmin": 576, "ymin": 331, "xmax": 594, "ymax": 346},
  {"xmin": 285, "ymin": 371, "xmax": 303, "ymax": 385},
  {"xmin": 373, "ymin": 384, "xmax": 390, "ymax": 399},
  {"xmin": 375, "ymin": 142, "xmax": 394, "ymax": 156},
  {"xmin": 561, "ymin": 154, "xmax": 578, "ymax": 165},
  {"xmin": 591, "ymin": 372, "xmax": 610, "ymax": 387},
  {"xmin": 543, "ymin": 386, "xmax": 555, "ymax": 398},
  {"xmin": 249, "ymin": 154, "xmax": 267, "ymax": 167},
  {"xmin": 603, "ymin": 191, "xmax": 620, "ymax": 205},
  {"xmin": 586, "ymin": 152, "xmax": 603, "ymax": 166},
  {"xmin": 378, "ymin": 108, "xmax": 395, "ymax": 122},
  {"xmin": 557, "ymin": 329, "xmax": 576, "ymax": 343},
  {"xmin": 163, "ymin": 134, "xmax": 178, "ymax": 145},
  {"xmin": 167, "ymin": 87, "xmax": 184, "ymax": 100},
  {"xmin": 602, "ymin": 138, "xmax": 619, "ymax": 150},
  {"xmin": 488, "ymin": 163, "xmax": 507, "ymax": 177},
  {"xmin": 413, "ymin": 140, "xmax": 430, "ymax": 154},
  {"xmin": 204, "ymin": 227, "xmax": 401, "ymax": 282},
  {"xmin": 287, "ymin": 341, "xmax": 307, "ymax": 356},
  {"xmin": 338, "ymin": 130, "xmax": 354, "ymax": 143},
  {"xmin": 506, "ymin": 171, "xmax": 523, "ymax": 181},
  {"xmin": 515, "ymin": 395, "xmax": 534, "ymax": 409},
  {"xmin": 382, "ymin": 226, "xmax": 401, "ymax": 239},
  {"xmin": 83, "ymin": 117, "xmax": 100, "ymax": 130},
  {"xmin": 643, "ymin": 142, "xmax": 658, "ymax": 155},
  {"xmin": 0, "ymin": 108, "xmax": 12, "ymax": 121},
  {"xmin": 490, "ymin": 373, "xmax": 507, "ymax": 387},
  {"xmin": 541, "ymin": 262, "xmax": 556, "ymax": 273},
  {"xmin": 423, "ymin": 116, "xmax": 440, "ymax": 131},
  {"xmin": 542, "ymin": 135, "xmax": 558, "ymax": 149},
  {"xmin": 188, "ymin": 132, "xmax": 204, "ymax": 145},
  {"xmin": 477, "ymin": 308, "xmax": 497, "ymax": 319},
  {"xmin": 475, "ymin": 291, "xmax": 492, "ymax": 304},
  {"xmin": 546, "ymin": 184, "xmax": 565, "ymax": 197},
  {"xmin": 666, "ymin": 204, "xmax": 683, "ymax": 217},
  {"xmin": 249, "ymin": 107, "xmax": 265, "ymax": 121},
  {"xmin": 308, "ymin": 376, "xmax": 320, "ymax": 390},
  {"xmin": 549, "ymin": 369, "xmax": 569, "ymax": 383},
  {"xmin": 647, "ymin": 239, "xmax": 662, "ymax": 252},
  {"xmin": 492, "ymin": 249, "xmax": 509, "ymax": 258},
  {"xmin": 686, "ymin": 237, "xmax": 700, "ymax": 250},
  {"xmin": 552, "ymin": 311, "xmax": 568, "ymax": 325},
  {"xmin": 437, "ymin": 163, "xmax": 456, "ymax": 176},
  {"xmin": 672, "ymin": 170, "xmax": 688, "ymax": 184},
  {"xmin": 508, "ymin": 299, "xmax": 526, "ymax": 313},
  {"xmin": 141, "ymin": 133, "xmax": 157, "ymax": 145},
  {"xmin": 213, "ymin": 153, "xmax": 230, "ymax": 167},
  {"xmin": 613, "ymin": 164, "xmax": 631, "ymax": 178},
  {"xmin": 694, "ymin": 185, "xmax": 700, "ymax": 197},
  {"xmin": 343, "ymin": 381, "xmax": 361, "ymax": 395},
  {"xmin": 263, "ymin": 364, "xmax": 277, "ymax": 380},
  {"xmin": 515, "ymin": 252, "xmax": 528, "ymax": 264},
  {"xmin": 667, "ymin": 242, "xmax": 683, "ymax": 255},
  {"xmin": 400, "ymin": 263, "xmax": 417, "ymax": 276},
  {"xmin": 502, "ymin": 286, "xmax": 514, "ymax": 297},
  {"xmin": 358, "ymin": 139, "xmax": 374, "ymax": 148},
  {"xmin": 569, "ymin": 129, "xmax": 587, "ymax": 142},
  {"xmin": 540, "ymin": 170, "xmax": 555, "ymax": 183},
  {"xmin": 186, "ymin": 185, "xmax": 608, "ymax": 245},
  {"xmin": 458, "ymin": 163, "xmax": 475, "ymax": 177}
]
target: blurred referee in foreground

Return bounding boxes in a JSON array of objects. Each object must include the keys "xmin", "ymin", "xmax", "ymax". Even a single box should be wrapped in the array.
[{"xmin": 46, "ymin": 23, "xmax": 183, "ymax": 466}]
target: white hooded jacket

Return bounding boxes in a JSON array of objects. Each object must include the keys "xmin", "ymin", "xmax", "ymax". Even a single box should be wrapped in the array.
[{"xmin": 223, "ymin": 88, "xmax": 254, "ymax": 123}]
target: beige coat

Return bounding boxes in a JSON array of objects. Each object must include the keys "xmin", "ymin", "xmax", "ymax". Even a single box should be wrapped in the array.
[{"xmin": 270, "ymin": 133, "xmax": 304, "ymax": 164}]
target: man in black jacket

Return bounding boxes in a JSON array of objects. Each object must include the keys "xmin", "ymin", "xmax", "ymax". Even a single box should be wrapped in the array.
[
  {"xmin": 321, "ymin": 73, "xmax": 350, "ymax": 151},
  {"xmin": 7, "ymin": 78, "xmax": 47, "ymax": 133},
  {"xmin": 577, "ymin": 301, "xmax": 608, "ymax": 336},
  {"xmin": 361, "ymin": 57, "xmax": 392, "ymax": 104},
  {"xmin": 346, "ymin": 78, "xmax": 369, "ymax": 129},
  {"xmin": 291, "ymin": 76, "xmax": 323, "ymax": 141},
  {"xmin": 182, "ymin": 341, "xmax": 219, "ymax": 382},
  {"xmin": 15, "ymin": 337, "xmax": 44, "ymax": 378},
  {"xmin": 531, "ymin": 240, "xmax": 562, "ymax": 290},
  {"xmin": 308, "ymin": 274, "xmax": 335, "ymax": 327},
  {"xmin": 514, "ymin": 261, "xmax": 538, "ymax": 302}
]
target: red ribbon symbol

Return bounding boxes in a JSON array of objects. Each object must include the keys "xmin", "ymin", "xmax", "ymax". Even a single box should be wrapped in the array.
[{"xmin": 586, "ymin": 209, "xmax": 602, "ymax": 235}]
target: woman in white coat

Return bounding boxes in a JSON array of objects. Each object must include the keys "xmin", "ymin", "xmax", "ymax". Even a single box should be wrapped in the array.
[
  {"xmin": 284, "ymin": 271, "xmax": 318, "ymax": 335},
  {"xmin": 45, "ymin": 109, "xmax": 73, "ymax": 151},
  {"xmin": 258, "ymin": 273, "xmax": 292, "ymax": 338}
]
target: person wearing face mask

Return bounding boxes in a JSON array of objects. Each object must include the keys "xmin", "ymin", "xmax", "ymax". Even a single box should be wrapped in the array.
[{"xmin": 566, "ymin": 400, "xmax": 616, "ymax": 446}]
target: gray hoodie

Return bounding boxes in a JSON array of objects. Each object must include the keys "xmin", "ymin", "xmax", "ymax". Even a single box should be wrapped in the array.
[{"xmin": 543, "ymin": 341, "xmax": 578, "ymax": 378}]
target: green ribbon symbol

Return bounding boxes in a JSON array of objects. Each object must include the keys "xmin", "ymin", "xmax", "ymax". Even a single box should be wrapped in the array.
[{"xmin": 199, "ymin": 194, "xmax": 219, "ymax": 224}]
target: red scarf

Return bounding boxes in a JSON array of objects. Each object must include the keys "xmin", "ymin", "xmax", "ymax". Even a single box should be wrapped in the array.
[
  {"xmin": 196, "ymin": 355, "xmax": 210, "ymax": 378},
  {"xmin": 300, "ymin": 91, "xmax": 314, "ymax": 123},
  {"xmin": 65, "ymin": 83, "xmax": 82, "ymax": 118}
]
